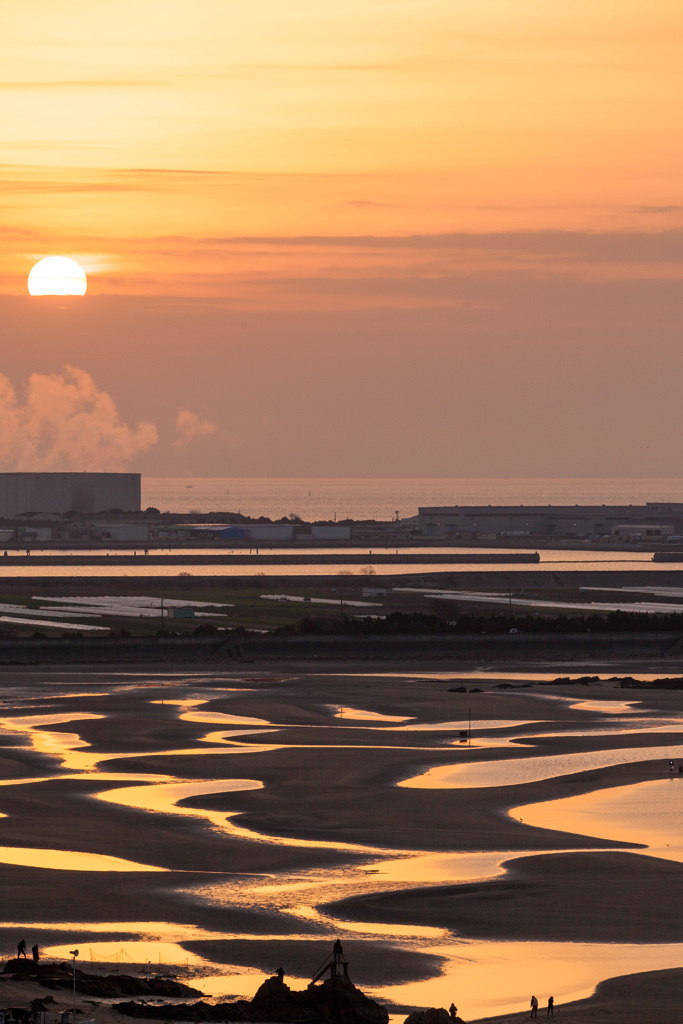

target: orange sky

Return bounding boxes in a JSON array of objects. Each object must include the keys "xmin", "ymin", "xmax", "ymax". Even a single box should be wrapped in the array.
[{"xmin": 1, "ymin": 2, "xmax": 682, "ymax": 476}]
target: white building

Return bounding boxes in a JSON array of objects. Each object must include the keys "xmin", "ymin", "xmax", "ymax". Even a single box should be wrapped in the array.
[{"xmin": 0, "ymin": 473, "xmax": 141, "ymax": 517}]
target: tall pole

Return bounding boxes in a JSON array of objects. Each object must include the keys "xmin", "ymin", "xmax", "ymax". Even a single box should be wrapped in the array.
[{"xmin": 69, "ymin": 949, "xmax": 79, "ymax": 1017}]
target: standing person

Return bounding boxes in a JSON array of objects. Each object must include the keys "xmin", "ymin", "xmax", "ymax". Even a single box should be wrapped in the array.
[
  {"xmin": 449, "ymin": 1004, "xmax": 457, "ymax": 1021},
  {"xmin": 32, "ymin": 944, "xmax": 39, "ymax": 963},
  {"xmin": 17, "ymin": 939, "xmax": 27, "ymax": 958},
  {"xmin": 530, "ymin": 994, "xmax": 538, "ymax": 1018},
  {"xmin": 547, "ymin": 996, "xmax": 554, "ymax": 1016}
]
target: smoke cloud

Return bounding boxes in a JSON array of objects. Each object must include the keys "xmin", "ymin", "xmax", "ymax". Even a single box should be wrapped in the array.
[
  {"xmin": 0, "ymin": 365, "xmax": 158, "ymax": 471},
  {"xmin": 175, "ymin": 409, "xmax": 216, "ymax": 446}
]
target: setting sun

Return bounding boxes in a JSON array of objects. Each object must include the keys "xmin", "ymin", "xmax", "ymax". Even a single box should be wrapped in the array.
[{"xmin": 27, "ymin": 256, "xmax": 87, "ymax": 296}]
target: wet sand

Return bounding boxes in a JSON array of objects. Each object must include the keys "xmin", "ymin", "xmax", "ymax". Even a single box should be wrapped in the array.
[
  {"xmin": 471, "ymin": 966, "xmax": 683, "ymax": 1024},
  {"xmin": 0, "ymin": 664, "xmax": 681, "ymax": 1020},
  {"xmin": 329, "ymin": 850, "xmax": 683, "ymax": 942}
]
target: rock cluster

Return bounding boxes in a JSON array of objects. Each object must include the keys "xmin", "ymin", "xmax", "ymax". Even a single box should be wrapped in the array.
[
  {"xmin": 3, "ymin": 959, "xmax": 201, "ymax": 999},
  {"xmin": 404, "ymin": 1010, "xmax": 464, "ymax": 1024},
  {"xmin": 115, "ymin": 971, "xmax": 389, "ymax": 1024}
]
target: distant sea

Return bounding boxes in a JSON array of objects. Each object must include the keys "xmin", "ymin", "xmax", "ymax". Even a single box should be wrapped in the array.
[{"xmin": 142, "ymin": 478, "xmax": 683, "ymax": 521}]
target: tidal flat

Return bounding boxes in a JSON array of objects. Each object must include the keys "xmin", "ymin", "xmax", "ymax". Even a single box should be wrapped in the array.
[{"xmin": 0, "ymin": 665, "xmax": 681, "ymax": 1022}]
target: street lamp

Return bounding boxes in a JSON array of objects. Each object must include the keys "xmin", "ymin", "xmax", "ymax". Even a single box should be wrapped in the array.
[{"xmin": 69, "ymin": 950, "xmax": 79, "ymax": 1018}]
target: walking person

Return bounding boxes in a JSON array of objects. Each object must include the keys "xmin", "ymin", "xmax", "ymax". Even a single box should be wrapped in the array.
[
  {"xmin": 530, "ymin": 994, "xmax": 538, "ymax": 1018},
  {"xmin": 17, "ymin": 939, "xmax": 27, "ymax": 958},
  {"xmin": 547, "ymin": 995, "xmax": 554, "ymax": 1016}
]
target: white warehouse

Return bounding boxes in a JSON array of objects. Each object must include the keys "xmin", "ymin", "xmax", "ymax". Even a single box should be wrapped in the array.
[{"xmin": 0, "ymin": 473, "xmax": 141, "ymax": 517}]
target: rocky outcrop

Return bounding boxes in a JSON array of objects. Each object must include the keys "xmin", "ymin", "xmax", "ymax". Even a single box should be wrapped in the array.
[
  {"xmin": 404, "ymin": 1011, "xmax": 464, "ymax": 1024},
  {"xmin": 253, "ymin": 973, "xmax": 388, "ymax": 1024},
  {"xmin": 5, "ymin": 959, "xmax": 44, "ymax": 977},
  {"xmin": 74, "ymin": 974, "xmax": 202, "ymax": 998},
  {"xmin": 114, "ymin": 1000, "xmax": 252, "ymax": 1022},
  {"xmin": 115, "ymin": 971, "xmax": 389, "ymax": 1024},
  {"xmin": 3, "ymin": 959, "xmax": 201, "ymax": 999}
]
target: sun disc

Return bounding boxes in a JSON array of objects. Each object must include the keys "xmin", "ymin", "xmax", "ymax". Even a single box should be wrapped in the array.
[{"xmin": 28, "ymin": 256, "xmax": 87, "ymax": 296}]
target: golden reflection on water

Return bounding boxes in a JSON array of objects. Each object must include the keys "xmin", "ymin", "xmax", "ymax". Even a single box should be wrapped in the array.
[
  {"xmin": 96, "ymin": 778, "xmax": 263, "ymax": 837},
  {"xmin": 182, "ymin": 709, "xmax": 273, "ymax": 727},
  {"xmin": 401, "ymin": 742, "xmax": 683, "ymax": 789},
  {"xmin": 46, "ymin": 939, "xmax": 213, "ymax": 969},
  {"xmin": 568, "ymin": 699, "xmax": 640, "ymax": 714},
  {"xmin": 398, "ymin": 719, "xmax": 537, "ymax": 732},
  {"xmin": 329, "ymin": 706, "xmax": 413, "ymax": 723},
  {"xmin": 358, "ymin": 850, "xmax": 524, "ymax": 884},
  {"xmin": 61, "ymin": 739, "xmax": 278, "ymax": 773},
  {"xmin": 1, "ymin": 713, "xmax": 103, "ymax": 729},
  {"xmin": 44, "ymin": 940, "xmax": 278, "ymax": 998},
  {"xmin": 0, "ymin": 712, "xmax": 104, "ymax": 762},
  {"xmin": 154, "ymin": 697, "xmax": 273, "ymax": 729},
  {"xmin": 43, "ymin": 933, "xmax": 298, "ymax": 999},
  {"xmin": 4, "ymin": 679, "xmax": 683, "ymax": 1018},
  {"xmin": 512, "ymin": 778, "xmax": 683, "ymax": 862},
  {"xmin": 0, "ymin": 845, "xmax": 166, "ymax": 872},
  {"xmin": 96, "ymin": 777, "xmax": 390, "ymax": 855},
  {"xmin": 371, "ymin": 940, "xmax": 683, "ymax": 1017},
  {"xmin": 35, "ymin": 931, "xmax": 683, "ymax": 1017}
]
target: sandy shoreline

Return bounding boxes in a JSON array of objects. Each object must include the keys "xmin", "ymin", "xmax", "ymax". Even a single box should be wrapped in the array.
[{"xmin": 470, "ymin": 966, "xmax": 683, "ymax": 1024}]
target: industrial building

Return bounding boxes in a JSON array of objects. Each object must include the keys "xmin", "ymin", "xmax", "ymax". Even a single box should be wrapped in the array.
[
  {"xmin": 0, "ymin": 473, "xmax": 141, "ymax": 517},
  {"xmin": 418, "ymin": 503, "xmax": 683, "ymax": 541}
]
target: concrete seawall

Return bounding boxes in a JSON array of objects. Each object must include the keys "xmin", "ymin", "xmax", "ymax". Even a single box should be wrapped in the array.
[
  {"xmin": 0, "ymin": 631, "xmax": 681, "ymax": 665},
  {"xmin": 0, "ymin": 552, "xmax": 540, "ymax": 566},
  {"xmin": 4, "ymin": 568, "xmax": 683, "ymax": 593}
]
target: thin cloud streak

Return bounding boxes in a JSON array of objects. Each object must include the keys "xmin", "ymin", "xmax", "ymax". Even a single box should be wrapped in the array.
[{"xmin": 195, "ymin": 229, "xmax": 683, "ymax": 262}]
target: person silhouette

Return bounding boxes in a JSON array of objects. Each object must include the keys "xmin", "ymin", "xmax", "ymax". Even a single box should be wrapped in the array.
[
  {"xmin": 449, "ymin": 1004, "xmax": 457, "ymax": 1021},
  {"xmin": 530, "ymin": 994, "xmax": 538, "ymax": 1018},
  {"xmin": 547, "ymin": 996, "xmax": 554, "ymax": 1016},
  {"xmin": 17, "ymin": 939, "xmax": 27, "ymax": 959},
  {"xmin": 32, "ymin": 944, "xmax": 39, "ymax": 963}
]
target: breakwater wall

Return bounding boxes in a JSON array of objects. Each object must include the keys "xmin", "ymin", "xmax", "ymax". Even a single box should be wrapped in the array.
[
  {"xmin": 0, "ymin": 552, "xmax": 540, "ymax": 566},
  {"xmin": 5, "ymin": 568, "xmax": 683, "ymax": 594},
  {"xmin": 0, "ymin": 631, "xmax": 682, "ymax": 665}
]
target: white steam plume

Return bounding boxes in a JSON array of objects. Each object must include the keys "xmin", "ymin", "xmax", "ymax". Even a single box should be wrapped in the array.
[
  {"xmin": 0, "ymin": 366, "xmax": 158, "ymax": 471},
  {"xmin": 174, "ymin": 409, "xmax": 216, "ymax": 446}
]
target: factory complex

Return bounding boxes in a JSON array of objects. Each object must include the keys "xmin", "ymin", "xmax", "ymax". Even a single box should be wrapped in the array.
[
  {"xmin": 1, "ymin": 473, "xmax": 683, "ymax": 547},
  {"xmin": 417, "ymin": 503, "xmax": 683, "ymax": 542},
  {"xmin": 0, "ymin": 473, "xmax": 140, "ymax": 518}
]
